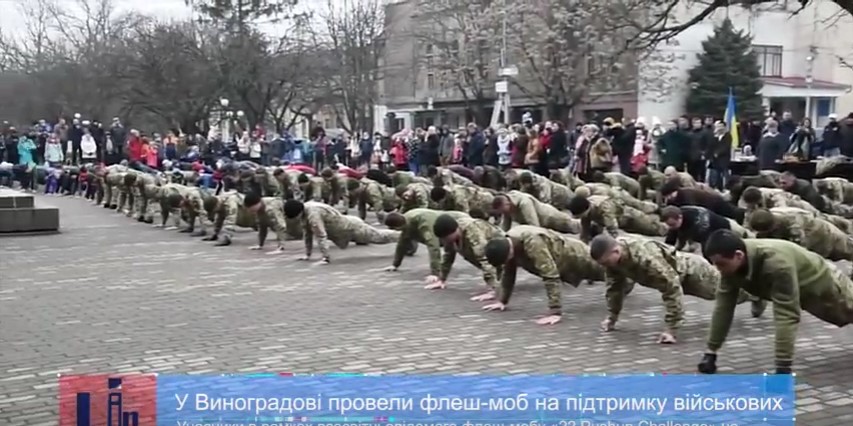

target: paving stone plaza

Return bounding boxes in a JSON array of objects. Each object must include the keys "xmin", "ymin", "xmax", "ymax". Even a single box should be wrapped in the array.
[{"xmin": 1, "ymin": 196, "xmax": 853, "ymax": 425}]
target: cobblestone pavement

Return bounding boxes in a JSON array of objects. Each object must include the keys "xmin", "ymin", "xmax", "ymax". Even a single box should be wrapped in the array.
[{"xmin": 1, "ymin": 195, "xmax": 853, "ymax": 425}]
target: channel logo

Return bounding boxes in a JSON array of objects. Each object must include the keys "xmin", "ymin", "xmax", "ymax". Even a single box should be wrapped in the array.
[{"xmin": 59, "ymin": 374, "xmax": 157, "ymax": 426}]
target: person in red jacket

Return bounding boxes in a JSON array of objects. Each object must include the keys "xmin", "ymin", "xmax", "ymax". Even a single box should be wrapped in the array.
[{"xmin": 127, "ymin": 130, "xmax": 143, "ymax": 162}]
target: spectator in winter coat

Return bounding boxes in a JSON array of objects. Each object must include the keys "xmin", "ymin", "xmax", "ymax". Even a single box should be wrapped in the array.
[
  {"xmin": 777, "ymin": 111, "xmax": 797, "ymax": 142},
  {"xmin": 788, "ymin": 118, "xmax": 815, "ymax": 160},
  {"xmin": 840, "ymin": 113, "xmax": 853, "ymax": 157},
  {"xmin": 757, "ymin": 120, "xmax": 787, "ymax": 170},
  {"xmin": 822, "ymin": 114, "xmax": 843, "ymax": 157},
  {"xmin": 438, "ymin": 126, "xmax": 454, "ymax": 165},
  {"xmin": 511, "ymin": 126, "xmax": 528, "ymax": 168},
  {"xmin": 45, "ymin": 134, "xmax": 64, "ymax": 166},
  {"xmin": 80, "ymin": 126, "xmax": 98, "ymax": 162},
  {"xmin": 466, "ymin": 123, "xmax": 485, "ymax": 167},
  {"xmin": 17, "ymin": 133, "xmax": 37, "ymax": 167},
  {"xmin": 708, "ymin": 121, "xmax": 732, "ymax": 190},
  {"xmin": 548, "ymin": 121, "xmax": 569, "ymax": 168},
  {"xmin": 496, "ymin": 127, "xmax": 513, "ymax": 169}
]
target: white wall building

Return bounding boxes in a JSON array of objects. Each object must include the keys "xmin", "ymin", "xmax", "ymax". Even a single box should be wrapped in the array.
[{"xmin": 639, "ymin": 2, "xmax": 853, "ymax": 126}]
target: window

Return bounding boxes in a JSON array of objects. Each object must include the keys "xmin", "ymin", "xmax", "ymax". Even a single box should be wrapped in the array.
[
  {"xmin": 752, "ymin": 45, "xmax": 783, "ymax": 77},
  {"xmin": 427, "ymin": 72, "xmax": 436, "ymax": 91},
  {"xmin": 425, "ymin": 43, "xmax": 434, "ymax": 56},
  {"xmin": 585, "ymin": 55, "xmax": 598, "ymax": 76}
]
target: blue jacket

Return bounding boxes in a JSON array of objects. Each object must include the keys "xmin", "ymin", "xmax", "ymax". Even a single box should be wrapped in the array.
[{"xmin": 17, "ymin": 137, "xmax": 37, "ymax": 166}]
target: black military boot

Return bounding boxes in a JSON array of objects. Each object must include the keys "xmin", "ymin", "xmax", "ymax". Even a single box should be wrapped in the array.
[
  {"xmin": 191, "ymin": 229, "xmax": 207, "ymax": 237},
  {"xmin": 214, "ymin": 235, "xmax": 232, "ymax": 247},
  {"xmin": 751, "ymin": 299, "xmax": 767, "ymax": 318},
  {"xmin": 202, "ymin": 234, "xmax": 219, "ymax": 242},
  {"xmin": 179, "ymin": 226, "xmax": 194, "ymax": 233}
]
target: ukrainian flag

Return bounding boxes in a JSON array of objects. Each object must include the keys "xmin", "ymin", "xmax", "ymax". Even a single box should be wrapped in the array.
[{"xmin": 724, "ymin": 87, "xmax": 740, "ymax": 148}]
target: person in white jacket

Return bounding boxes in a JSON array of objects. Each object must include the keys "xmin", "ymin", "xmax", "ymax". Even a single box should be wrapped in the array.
[
  {"xmin": 80, "ymin": 125, "xmax": 98, "ymax": 162},
  {"xmin": 44, "ymin": 135, "xmax": 65, "ymax": 166}
]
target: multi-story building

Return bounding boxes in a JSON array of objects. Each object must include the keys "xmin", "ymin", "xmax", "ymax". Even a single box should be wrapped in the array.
[
  {"xmin": 638, "ymin": 2, "xmax": 853, "ymax": 126},
  {"xmin": 377, "ymin": 0, "xmax": 641, "ymax": 131}
]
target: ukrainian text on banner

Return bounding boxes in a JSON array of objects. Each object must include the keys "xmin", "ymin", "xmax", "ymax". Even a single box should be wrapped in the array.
[{"xmin": 156, "ymin": 374, "xmax": 794, "ymax": 426}]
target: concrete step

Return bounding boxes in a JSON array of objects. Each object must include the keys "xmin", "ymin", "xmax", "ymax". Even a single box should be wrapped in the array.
[
  {"xmin": 0, "ymin": 188, "xmax": 35, "ymax": 209},
  {"xmin": 0, "ymin": 189, "xmax": 60, "ymax": 234}
]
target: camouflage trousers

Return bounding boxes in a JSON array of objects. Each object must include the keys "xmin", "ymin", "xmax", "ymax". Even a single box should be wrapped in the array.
[
  {"xmin": 830, "ymin": 201, "xmax": 853, "ymax": 219},
  {"xmin": 622, "ymin": 196, "xmax": 658, "ymax": 215},
  {"xmin": 728, "ymin": 219, "xmax": 754, "ymax": 238},
  {"xmin": 116, "ymin": 185, "xmax": 134, "ymax": 216},
  {"xmin": 547, "ymin": 212, "xmax": 581, "ymax": 234},
  {"xmin": 332, "ymin": 216, "xmax": 400, "ymax": 248},
  {"xmin": 677, "ymin": 252, "xmax": 752, "ymax": 304},
  {"xmin": 804, "ymin": 261, "xmax": 853, "ymax": 327},
  {"xmin": 824, "ymin": 214, "xmax": 853, "ymax": 234},
  {"xmin": 620, "ymin": 206, "xmax": 667, "ymax": 237},
  {"xmin": 134, "ymin": 185, "xmax": 162, "ymax": 221},
  {"xmin": 827, "ymin": 233, "xmax": 853, "ymax": 262}
]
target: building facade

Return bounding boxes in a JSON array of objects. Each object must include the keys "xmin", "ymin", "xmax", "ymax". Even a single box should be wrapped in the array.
[
  {"xmin": 638, "ymin": 2, "xmax": 853, "ymax": 126},
  {"xmin": 377, "ymin": 0, "xmax": 640, "ymax": 131}
]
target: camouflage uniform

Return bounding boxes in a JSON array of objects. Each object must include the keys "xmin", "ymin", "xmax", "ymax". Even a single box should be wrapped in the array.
[
  {"xmin": 98, "ymin": 164, "xmax": 127, "ymax": 207},
  {"xmin": 582, "ymin": 183, "xmax": 657, "ymax": 214},
  {"xmin": 392, "ymin": 171, "xmax": 431, "ymax": 187},
  {"xmin": 255, "ymin": 168, "xmax": 281, "ymax": 197},
  {"xmin": 158, "ymin": 183, "xmax": 192, "ymax": 227},
  {"xmin": 132, "ymin": 172, "xmax": 163, "ymax": 221},
  {"xmin": 437, "ymin": 167, "xmax": 475, "ymax": 187},
  {"xmin": 392, "ymin": 209, "xmax": 470, "ymax": 275},
  {"xmin": 550, "ymin": 169, "xmax": 585, "ymax": 190},
  {"xmin": 322, "ymin": 173, "xmax": 350, "ymax": 212},
  {"xmin": 604, "ymin": 172, "xmax": 641, "ymax": 198},
  {"xmin": 303, "ymin": 201, "xmax": 399, "ymax": 260},
  {"xmin": 356, "ymin": 178, "xmax": 396, "ymax": 222},
  {"xmin": 577, "ymin": 195, "xmax": 667, "ymax": 242},
  {"xmin": 638, "ymin": 168, "xmax": 667, "ymax": 201},
  {"xmin": 182, "ymin": 187, "xmax": 215, "ymax": 233},
  {"xmin": 172, "ymin": 170, "xmax": 199, "ymax": 186},
  {"xmin": 814, "ymin": 177, "xmax": 853, "ymax": 204},
  {"xmin": 439, "ymin": 217, "xmax": 505, "ymax": 290},
  {"xmin": 604, "ymin": 236, "xmax": 752, "ymax": 332},
  {"xmin": 439, "ymin": 185, "xmax": 495, "ymax": 215},
  {"xmin": 499, "ymin": 226, "xmax": 605, "ymax": 314},
  {"xmin": 708, "ymin": 238, "xmax": 853, "ymax": 368},
  {"xmin": 752, "ymin": 207, "xmax": 853, "ymax": 261},
  {"xmin": 211, "ymin": 191, "xmax": 257, "ymax": 240},
  {"xmin": 257, "ymin": 197, "xmax": 303, "ymax": 247},
  {"xmin": 300, "ymin": 176, "xmax": 326, "ymax": 202},
  {"xmin": 739, "ymin": 187, "xmax": 819, "ymax": 224},
  {"xmin": 499, "ymin": 190, "xmax": 581, "ymax": 234},
  {"xmin": 115, "ymin": 171, "xmax": 135, "ymax": 215},
  {"xmin": 399, "ymin": 182, "xmax": 433, "ymax": 213}
]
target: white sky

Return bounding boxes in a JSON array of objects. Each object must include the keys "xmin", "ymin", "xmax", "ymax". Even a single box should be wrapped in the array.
[{"xmin": 0, "ymin": 0, "xmax": 326, "ymax": 38}]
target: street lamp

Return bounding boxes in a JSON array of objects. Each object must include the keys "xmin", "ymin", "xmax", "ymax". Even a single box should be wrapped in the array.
[{"xmin": 221, "ymin": 98, "xmax": 232, "ymax": 142}]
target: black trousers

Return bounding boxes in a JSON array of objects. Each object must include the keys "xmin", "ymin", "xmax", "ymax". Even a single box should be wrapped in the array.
[{"xmin": 687, "ymin": 160, "xmax": 706, "ymax": 183}]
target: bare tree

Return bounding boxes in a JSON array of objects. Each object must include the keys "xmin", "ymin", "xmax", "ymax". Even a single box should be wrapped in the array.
[
  {"xmin": 626, "ymin": 0, "xmax": 852, "ymax": 48},
  {"xmin": 505, "ymin": 0, "xmax": 674, "ymax": 119},
  {"xmin": 315, "ymin": 0, "xmax": 385, "ymax": 134},
  {"xmin": 114, "ymin": 21, "xmax": 221, "ymax": 133},
  {"xmin": 412, "ymin": 0, "xmax": 500, "ymax": 124}
]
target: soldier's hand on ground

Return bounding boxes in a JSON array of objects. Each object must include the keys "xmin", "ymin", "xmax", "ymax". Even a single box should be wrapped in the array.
[
  {"xmin": 201, "ymin": 234, "xmax": 218, "ymax": 241},
  {"xmin": 535, "ymin": 314, "xmax": 562, "ymax": 326},
  {"xmin": 380, "ymin": 266, "xmax": 398, "ymax": 272},
  {"xmin": 164, "ymin": 226, "xmax": 178, "ymax": 231},
  {"xmin": 424, "ymin": 281, "xmax": 446, "ymax": 290},
  {"xmin": 314, "ymin": 257, "xmax": 330, "ymax": 265},
  {"xmin": 697, "ymin": 353, "xmax": 717, "ymax": 374},
  {"xmin": 153, "ymin": 223, "xmax": 164, "ymax": 228},
  {"xmin": 482, "ymin": 302, "xmax": 506, "ymax": 312},
  {"xmin": 470, "ymin": 291, "xmax": 495, "ymax": 302},
  {"xmin": 266, "ymin": 246, "xmax": 285, "ymax": 255},
  {"xmin": 297, "ymin": 255, "xmax": 311, "ymax": 261},
  {"xmin": 657, "ymin": 331, "xmax": 677, "ymax": 344},
  {"xmin": 600, "ymin": 318, "xmax": 616, "ymax": 332},
  {"xmin": 248, "ymin": 245, "xmax": 263, "ymax": 250}
]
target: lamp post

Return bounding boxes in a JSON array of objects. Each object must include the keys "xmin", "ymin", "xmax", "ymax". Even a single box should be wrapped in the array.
[{"xmin": 220, "ymin": 98, "xmax": 231, "ymax": 142}]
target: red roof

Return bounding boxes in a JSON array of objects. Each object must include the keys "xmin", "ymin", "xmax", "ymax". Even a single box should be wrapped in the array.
[{"xmin": 761, "ymin": 76, "xmax": 850, "ymax": 90}]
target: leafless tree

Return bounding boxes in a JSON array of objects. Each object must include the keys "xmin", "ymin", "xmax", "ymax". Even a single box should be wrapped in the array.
[
  {"xmin": 315, "ymin": 0, "xmax": 385, "ymax": 134},
  {"xmin": 412, "ymin": 0, "xmax": 501, "ymax": 124},
  {"xmin": 625, "ymin": 0, "xmax": 852, "ymax": 49}
]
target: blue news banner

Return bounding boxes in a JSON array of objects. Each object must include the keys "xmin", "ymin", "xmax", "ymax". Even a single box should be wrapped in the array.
[{"xmin": 157, "ymin": 374, "xmax": 795, "ymax": 426}]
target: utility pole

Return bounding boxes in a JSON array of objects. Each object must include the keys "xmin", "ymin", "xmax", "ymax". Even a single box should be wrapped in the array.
[{"xmin": 492, "ymin": 0, "xmax": 517, "ymax": 127}]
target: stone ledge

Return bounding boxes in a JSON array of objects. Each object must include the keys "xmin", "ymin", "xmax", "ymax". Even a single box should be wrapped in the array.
[{"xmin": 0, "ymin": 188, "xmax": 35, "ymax": 209}]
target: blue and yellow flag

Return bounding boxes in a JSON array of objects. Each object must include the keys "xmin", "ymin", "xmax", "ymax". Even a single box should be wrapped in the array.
[{"xmin": 724, "ymin": 87, "xmax": 740, "ymax": 148}]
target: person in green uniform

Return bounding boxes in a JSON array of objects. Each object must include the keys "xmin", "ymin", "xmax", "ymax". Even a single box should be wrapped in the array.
[
  {"xmin": 383, "ymin": 209, "xmax": 470, "ymax": 285},
  {"xmin": 699, "ymin": 230, "xmax": 853, "ymax": 375}
]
